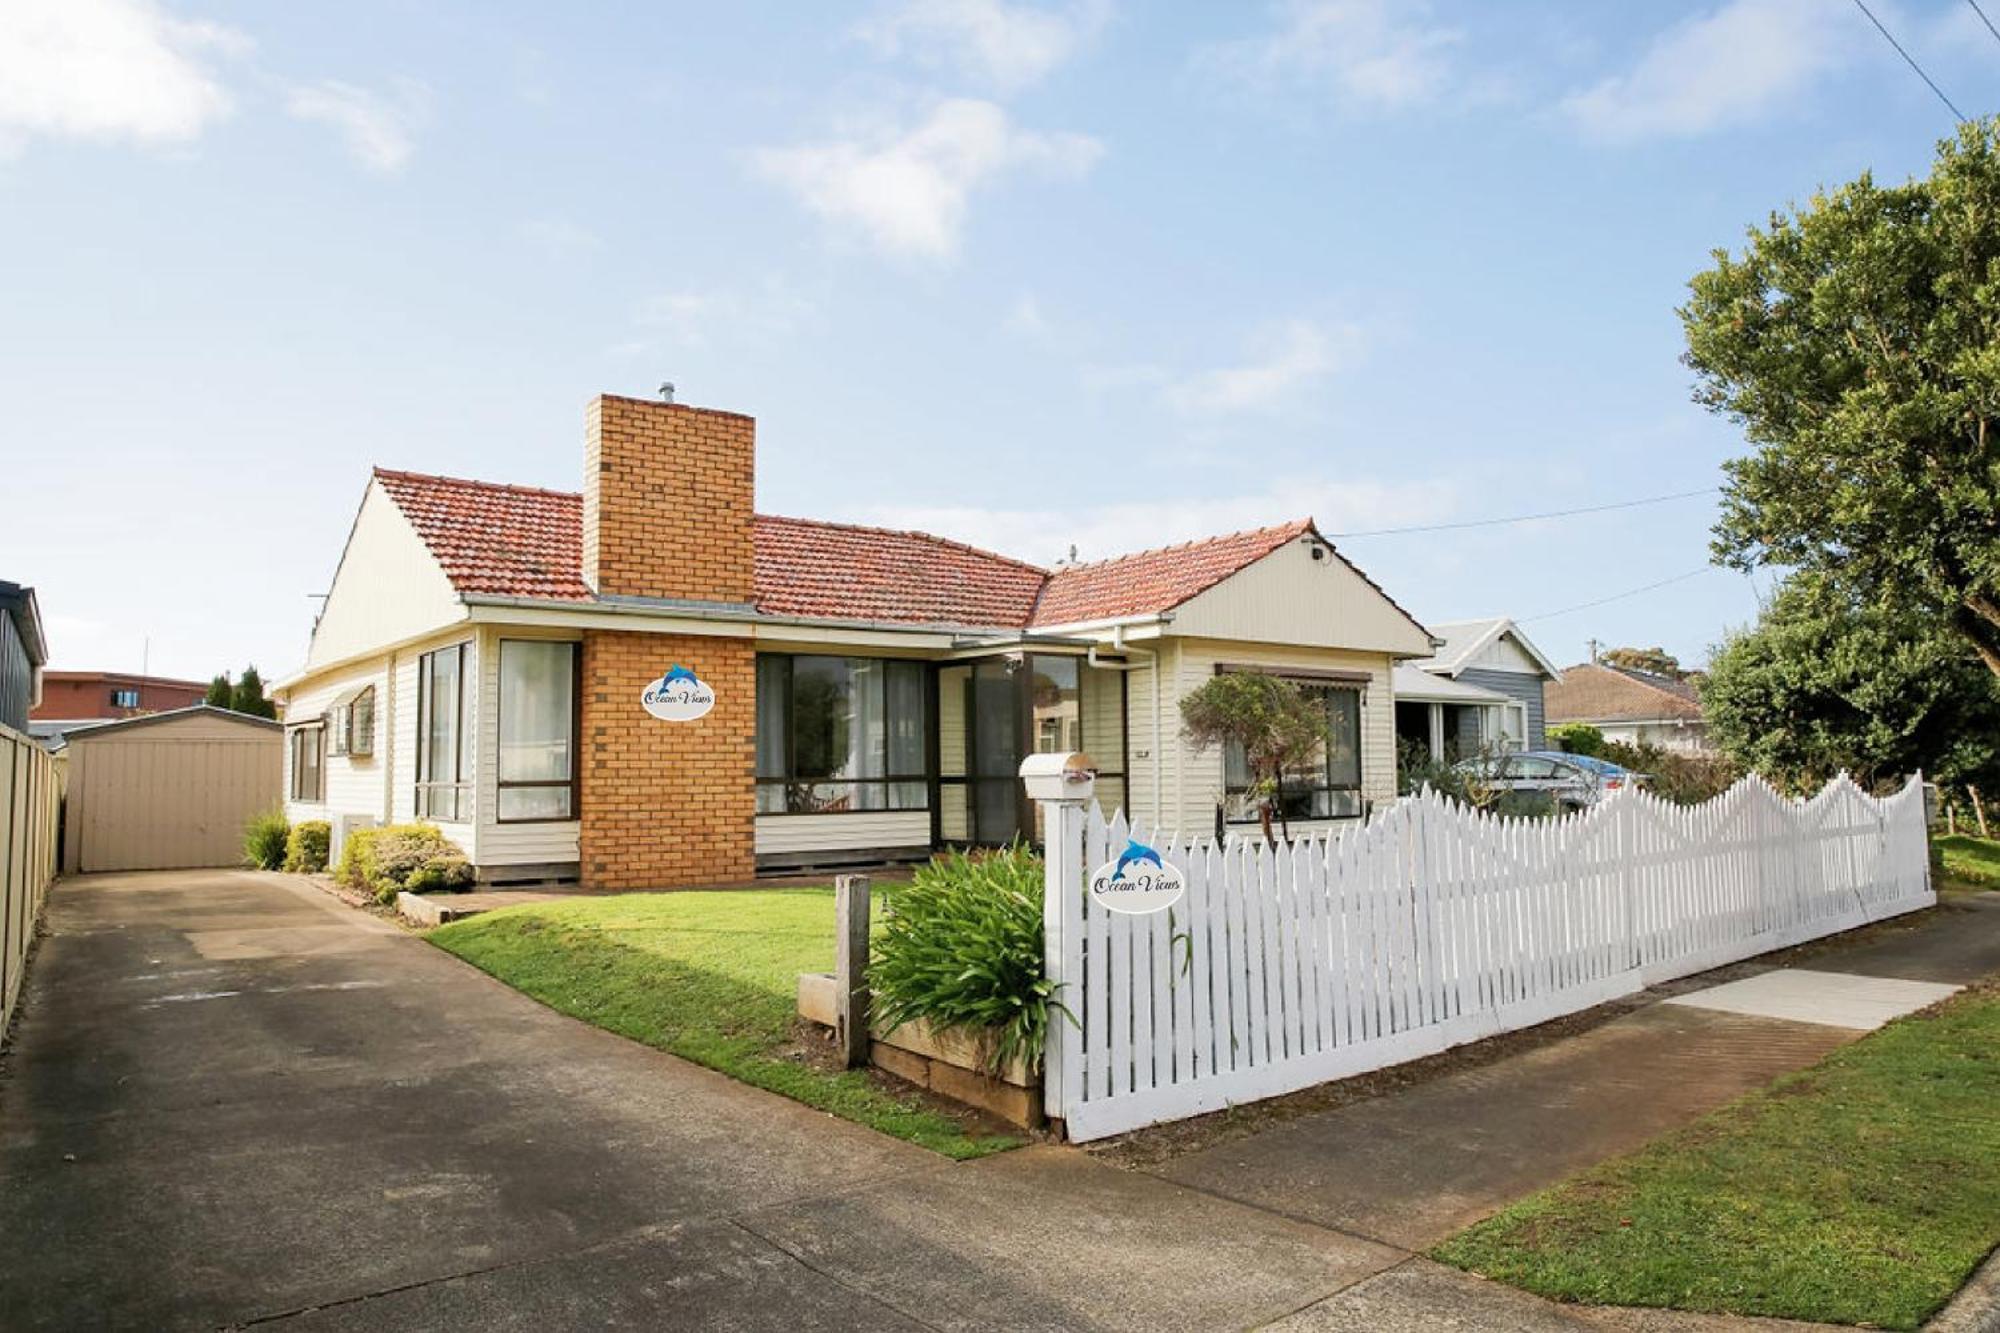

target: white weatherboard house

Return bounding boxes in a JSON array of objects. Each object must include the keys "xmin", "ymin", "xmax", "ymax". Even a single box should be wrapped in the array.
[
  {"xmin": 273, "ymin": 392, "xmax": 1439, "ymax": 888},
  {"xmin": 1395, "ymin": 617, "xmax": 1563, "ymax": 759}
]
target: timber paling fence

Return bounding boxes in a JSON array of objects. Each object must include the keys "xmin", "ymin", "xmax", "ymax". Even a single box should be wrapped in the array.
[
  {"xmin": 1, "ymin": 722, "xmax": 62, "ymax": 1038},
  {"xmin": 1040, "ymin": 773, "xmax": 1933, "ymax": 1141}
]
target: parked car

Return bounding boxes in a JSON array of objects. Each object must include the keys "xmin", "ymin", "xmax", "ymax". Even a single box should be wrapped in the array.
[{"xmin": 1454, "ymin": 750, "xmax": 1648, "ymax": 812}]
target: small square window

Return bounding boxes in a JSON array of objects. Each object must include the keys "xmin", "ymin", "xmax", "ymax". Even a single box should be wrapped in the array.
[{"xmin": 111, "ymin": 688, "xmax": 140, "ymax": 709}]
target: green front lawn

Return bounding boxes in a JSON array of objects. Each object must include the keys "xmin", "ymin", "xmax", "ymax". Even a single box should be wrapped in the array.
[
  {"xmin": 1939, "ymin": 833, "xmax": 2000, "ymax": 889},
  {"xmin": 429, "ymin": 889, "xmax": 1021, "ymax": 1160},
  {"xmin": 1434, "ymin": 986, "xmax": 2000, "ymax": 1330}
]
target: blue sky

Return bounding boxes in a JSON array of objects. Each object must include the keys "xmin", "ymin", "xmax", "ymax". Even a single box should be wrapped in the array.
[{"xmin": 3, "ymin": 0, "xmax": 1994, "ymax": 682}]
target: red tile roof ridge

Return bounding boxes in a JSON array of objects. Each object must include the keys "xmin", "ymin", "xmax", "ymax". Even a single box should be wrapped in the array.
[
  {"xmin": 1047, "ymin": 517, "xmax": 1315, "ymax": 574},
  {"xmin": 372, "ymin": 466, "xmax": 582, "ymax": 503},
  {"xmin": 753, "ymin": 513, "xmax": 1051, "ymax": 576}
]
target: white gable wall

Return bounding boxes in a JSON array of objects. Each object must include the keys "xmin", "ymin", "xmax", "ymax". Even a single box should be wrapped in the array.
[
  {"xmin": 1122, "ymin": 637, "xmax": 1397, "ymax": 838},
  {"xmin": 1169, "ymin": 539, "xmax": 1433, "ymax": 657},
  {"xmin": 307, "ymin": 480, "xmax": 466, "ymax": 672},
  {"xmin": 1466, "ymin": 632, "xmax": 1544, "ymax": 675}
]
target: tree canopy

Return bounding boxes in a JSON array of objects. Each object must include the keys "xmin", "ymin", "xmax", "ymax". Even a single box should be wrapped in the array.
[
  {"xmin": 1704, "ymin": 573, "xmax": 2000, "ymax": 792},
  {"xmin": 1179, "ymin": 672, "xmax": 1325, "ymax": 842},
  {"xmin": 1599, "ymin": 647, "xmax": 1687, "ymax": 680},
  {"xmin": 228, "ymin": 666, "xmax": 276, "ymax": 720},
  {"xmin": 1682, "ymin": 118, "xmax": 2000, "ymax": 676}
]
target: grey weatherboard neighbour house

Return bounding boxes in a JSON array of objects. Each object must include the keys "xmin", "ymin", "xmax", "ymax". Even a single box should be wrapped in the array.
[{"xmin": 1401, "ymin": 617, "xmax": 1563, "ymax": 758}]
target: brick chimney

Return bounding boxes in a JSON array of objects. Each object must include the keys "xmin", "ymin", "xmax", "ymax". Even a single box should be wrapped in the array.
[{"xmin": 582, "ymin": 393, "xmax": 755, "ymax": 604}]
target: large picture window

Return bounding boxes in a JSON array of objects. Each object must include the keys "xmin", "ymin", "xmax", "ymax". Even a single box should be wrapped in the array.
[
  {"xmin": 416, "ymin": 642, "xmax": 470, "ymax": 822},
  {"xmin": 288, "ymin": 725, "xmax": 324, "ymax": 803},
  {"xmin": 756, "ymin": 655, "xmax": 928, "ymax": 814},
  {"xmin": 497, "ymin": 640, "xmax": 577, "ymax": 822},
  {"xmin": 1223, "ymin": 675, "xmax": 1364, "ymax": 822}
]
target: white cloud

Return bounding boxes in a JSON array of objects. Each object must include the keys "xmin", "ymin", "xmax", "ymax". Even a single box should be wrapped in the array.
[
  {"xmin": 1076, "ymin": 318, "xmax": 1361, "ymax": 412},
  {"xmin": 1561, "ymin": 0, "xmax": 1855, "ymax": 143},
  {"xmin": 630, "ymin": 275, "xmax": 821, "ymax": 348},
  {"xmin": 285, "ymin": 78, "xmax": 428, "ymax": 173},
  {"xmin": 0, "ymin": 0, "xmax": 246, "ymax": 155},
  {"xmin": 855, "ymin": 0, "xmax": 1110, "ymax": 90},
  {"xmin": 1203, "ymin": 0, "xmax": 1460, "ymax": 111},
  {"xmin": 752, "ymin": 98, "xmax": 1101, "ymax": 259},
  {"xmin": 852, "ymin": 477, "xmax": 1460, "ymax": 567}
]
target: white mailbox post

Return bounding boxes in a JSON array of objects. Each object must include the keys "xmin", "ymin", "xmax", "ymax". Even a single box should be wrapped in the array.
[{"xmin": 1021, "ymin": 751, "xmax": 1095, "ymax": 1129}]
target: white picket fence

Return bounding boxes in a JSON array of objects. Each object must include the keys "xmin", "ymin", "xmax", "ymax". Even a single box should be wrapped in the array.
[{"xmin": 1039, "ymin": 773, "xmax": 1933, "ymax": 1141}]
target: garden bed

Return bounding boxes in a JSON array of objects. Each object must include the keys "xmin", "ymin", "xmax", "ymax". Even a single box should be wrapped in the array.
[{"xmin": 797, "ymin": 972, "xmax": 1043, "ymax": 1128}]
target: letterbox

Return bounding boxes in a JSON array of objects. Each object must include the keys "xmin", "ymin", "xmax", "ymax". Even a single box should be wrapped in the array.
[{"xmin": 1018, "ymin": 751, "xmax": 1097, "ymax": 804}]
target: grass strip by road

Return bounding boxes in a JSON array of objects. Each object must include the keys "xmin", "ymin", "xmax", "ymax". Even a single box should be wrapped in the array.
[
  {"xmin": 430, "ymin": 889, "xmax": 1021, "ymax": 1161},
  {"xmin": 1433, "ymin": 984, "xmax": 2000, "ymax": 1330},
  {"xmin": 1939, "ymin": 833, "xmax": 2000, "ymax": 889}
]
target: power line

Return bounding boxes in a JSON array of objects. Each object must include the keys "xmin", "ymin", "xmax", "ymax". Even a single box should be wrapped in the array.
[
  {"xmin": 1851, "ymin": 0, "xmax": 1966, "ymax": 123},
  {"xmin": 1327, "ymin": 487, "xmax": 1717, "ymax": 539},
  {"xmin": 1518, "ymin": 566, "xmax": 1715, "ymax": 624},
  {"xmin": 1966, "ymin": 0, "xmax": 2000, "ymax": 49}
]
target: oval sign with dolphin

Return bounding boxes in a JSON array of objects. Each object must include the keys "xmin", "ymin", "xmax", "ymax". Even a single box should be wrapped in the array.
[
  {"xmin": 641, "ymin": 664, "xmax": 716, "ymax": 722},
  {"xmin": 1089, "ymin": 839, "xmax": 1186, "ymax": 915}
]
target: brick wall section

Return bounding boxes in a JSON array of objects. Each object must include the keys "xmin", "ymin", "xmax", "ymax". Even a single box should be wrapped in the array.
[
  {"xmin": 579, "ymin": 629, "xmax": 755, "ymax": 889},
  {"xmin": 582, "ymin": 394, "xmax": 755, "ymax": 604}
]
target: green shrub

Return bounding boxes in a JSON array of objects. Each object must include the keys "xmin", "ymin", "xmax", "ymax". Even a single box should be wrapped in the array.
[
  {"xmin": 282, "ymin": 820, "xmax": 331, "ymax": 873},
  {"xmin": 1546, "ymin": 722, "xmax": 1605, "ymax": 756},
  {"xmin": 870, "ymin": 845, "xmax": 1066, "ymax": 1076},
  {"xmin": 1602, "ymin": 740, "xmax": 1738, "ymax": 806},
  {"xmin": 243, "ymin": 808, "xmax": 290, "ymax": 870},
  {"xmin": 335, "ymin": 823, "xmax": 473, "ymax": 903}
]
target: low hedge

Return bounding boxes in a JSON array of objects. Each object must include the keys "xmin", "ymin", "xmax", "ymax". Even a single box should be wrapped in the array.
[
  {"xmin": 282, "ymin": 820, "xmax": 331, "ymax": 873},
  {"xmin": 335, "ymin": 823, "xmax": 474, "ymax": 904}
]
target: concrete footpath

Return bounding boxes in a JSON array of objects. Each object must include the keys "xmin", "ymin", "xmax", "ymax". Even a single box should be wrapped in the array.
[{"xmin": 0, "ymin": 871, "xmax": 1994, "ymax": 1331}]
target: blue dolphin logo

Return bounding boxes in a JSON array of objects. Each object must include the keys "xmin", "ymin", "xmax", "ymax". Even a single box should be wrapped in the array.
[
  {"xmin": 662, "ymin": 665, "xmax": 699, "ymax": 686},
  {"xmin": 1113, "ymin": 840, "xmax": 1163, "ymax": 879}
]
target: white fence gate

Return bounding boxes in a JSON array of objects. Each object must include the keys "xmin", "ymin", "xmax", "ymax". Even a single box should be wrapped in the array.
[{"xmin": 1039, "ymin": 774, "xmax": 1933, "ymax": 1142}]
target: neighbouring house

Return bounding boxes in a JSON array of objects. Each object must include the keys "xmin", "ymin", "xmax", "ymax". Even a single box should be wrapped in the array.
[
  {"xmin": 271, "ymin": 392, "xmax": 1437, "ymax": 887},
  {"xmin": 0, "ymin": 582, "xmax": 48, "ymax": 733},
  {"xmin": 28, "ymin": 669, "xmax": 209, "ymax": 747},
  {"xmin": 1395, "ymin": 617, "xmax": 1562, "ymax": 760},
  {"xmin": 1544, "ymin": 660, "xmax": 1714, "ymax": 754}
]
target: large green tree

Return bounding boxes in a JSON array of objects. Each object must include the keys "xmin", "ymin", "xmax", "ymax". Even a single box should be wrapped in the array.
[
  {"xmin": 1682, "ymin": 119, "xmax": 2000, "ymax": 675},
  {"xmin": 1704, "ymin": 573, "xmax": 2000, "ymax": 792}
]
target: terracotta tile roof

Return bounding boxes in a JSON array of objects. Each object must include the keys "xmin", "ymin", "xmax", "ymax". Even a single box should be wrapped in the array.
[
  {"xmin": 753, "ymin": 515, "xmax": 1048, "ymax": 628},
  {"xmin": 1544, "ymin": 662, "xmax": 1704, "ymax": 725},
  {"xmin": 1030, "ymin": 520, "xmax": 1315, "ymax": 627},
  {"xmin": 370, "ymin": 470, "xmax": 1386, "ymax": 634},
  {"xmin": 373, "ymin": 468, "xmax": 592, "ymax": 602}
]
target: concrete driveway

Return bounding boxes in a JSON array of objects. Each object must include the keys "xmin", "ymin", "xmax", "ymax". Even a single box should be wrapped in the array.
[
  {"xmin": 4, "ymin": 870, "xmax": 1990, "ymax": 1331},
  {"xmin": 0, "ymin": 870, "xmax": 1399, "ymax": 1331}
]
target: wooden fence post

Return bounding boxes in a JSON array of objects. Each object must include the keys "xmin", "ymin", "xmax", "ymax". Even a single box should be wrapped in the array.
[
  {"xmin": 1971, "ymin": 786, "xmax": 1990, "ymax": 840},
  {"xmin": 835, "ymin": 873, "xmax": 870, "ymax": 1069}
]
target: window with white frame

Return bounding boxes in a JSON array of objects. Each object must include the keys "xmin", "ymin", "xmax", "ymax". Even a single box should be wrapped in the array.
[
  {"xmin": 415, "ymin": 643, "xmax": 470, "ymax": 821},
  {"xmin": 326, "ymin": 684, "xmax": 375, "ymax": 758},
  {"xmin": 497, "ymin": 640, "xmax": 577, "ymax": 822}
]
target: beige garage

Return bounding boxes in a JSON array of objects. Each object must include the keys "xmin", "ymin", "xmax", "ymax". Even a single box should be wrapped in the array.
[{"xmin": 61, "ymin": 706, "xmax": 282, "ymax": 873}]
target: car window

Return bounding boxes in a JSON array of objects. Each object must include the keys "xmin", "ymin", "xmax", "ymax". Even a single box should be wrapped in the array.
[{"xmin": 1511, "ymin": 756, "xmax": 1561, "ymax": 780}]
